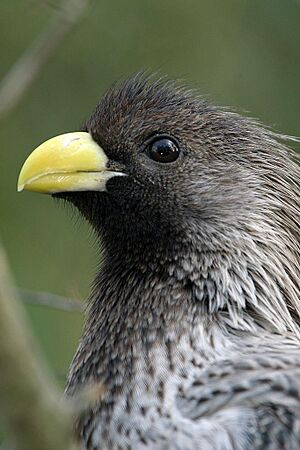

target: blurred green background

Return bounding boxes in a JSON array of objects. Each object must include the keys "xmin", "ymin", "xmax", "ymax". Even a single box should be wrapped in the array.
[{"xmin": 0, "ymin": 0, "xmax": 299, "ymax": 389}]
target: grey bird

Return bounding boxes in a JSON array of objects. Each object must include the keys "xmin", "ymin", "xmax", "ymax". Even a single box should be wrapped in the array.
[{"xmin": 18, "ymin": 76, "xmax": 300, "ymax": 449}]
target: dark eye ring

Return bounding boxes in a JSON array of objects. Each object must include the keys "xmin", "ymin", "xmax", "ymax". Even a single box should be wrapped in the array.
[{"xmin": 147, "ymin": 137, "xmax": 180, "ymax": 163}]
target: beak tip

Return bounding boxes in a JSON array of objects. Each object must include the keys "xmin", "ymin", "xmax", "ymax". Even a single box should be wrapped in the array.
[{"xmin": 17, "ymin": 183, "xmax": 24, "ymax": 192}]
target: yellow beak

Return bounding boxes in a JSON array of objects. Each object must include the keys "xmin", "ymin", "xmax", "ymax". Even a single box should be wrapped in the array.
[{"xmin": 18, "ymin": 132, "xmax": 123, "ymax": 194}]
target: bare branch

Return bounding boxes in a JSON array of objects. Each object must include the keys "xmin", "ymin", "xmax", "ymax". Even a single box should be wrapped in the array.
[
  {"xmin": 19, "ymin": 288, "xmax": 83, "ymax": 312},
  {"xmin": 0, "ymin": 0, "xmax": 89, "ymax": 119},
  {"xmin": 0, "ymin": 240, "xmax": 79, "ymax": 450}
]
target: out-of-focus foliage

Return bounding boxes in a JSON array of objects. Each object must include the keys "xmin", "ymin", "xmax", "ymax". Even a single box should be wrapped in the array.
[{"xmin": 0, "ymin": 0, "xmax": 299, "ymax": 382}]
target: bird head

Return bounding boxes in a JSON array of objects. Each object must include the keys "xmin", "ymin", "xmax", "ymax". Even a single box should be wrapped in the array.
[
  {"xmin": 17, "ymin": 77, "xmax": 276, "ymax": 246},
  {"xmin": 18, "ymin": 76, "xmax": 300, "ymax": 332}
]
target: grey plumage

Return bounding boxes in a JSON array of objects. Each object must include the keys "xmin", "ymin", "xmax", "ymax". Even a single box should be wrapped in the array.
[{"xmin": 62, "ymin": 76, "xmax": 300, "ymax": 449}]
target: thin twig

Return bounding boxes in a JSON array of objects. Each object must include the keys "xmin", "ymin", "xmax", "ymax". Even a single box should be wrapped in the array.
[
  {"xmin": 19, "ymin": 288, "xmax": 83, "ymax": 312},
  {"xmin": 0, "ymin": 0, "xmax": 89, "ymax": 119},
  {"xmin": 0, "ymin": 240, "xmax": 79, "ymax": 450}
]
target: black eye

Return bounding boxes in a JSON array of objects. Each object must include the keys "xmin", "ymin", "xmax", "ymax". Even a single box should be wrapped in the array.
[{"xmin": 148, "ymin": 137, "xmax": 180, "ymax": 163}]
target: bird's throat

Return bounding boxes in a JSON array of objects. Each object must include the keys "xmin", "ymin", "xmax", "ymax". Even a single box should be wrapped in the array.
[{"xmin": 66, "ymin": 233, "xmax": 300, "ymax": 399}]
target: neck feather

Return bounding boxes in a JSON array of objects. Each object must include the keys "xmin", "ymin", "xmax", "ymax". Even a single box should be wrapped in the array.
[{"xmin": 66, "ymin": 229, "xmax": 299, "ymax": 393}]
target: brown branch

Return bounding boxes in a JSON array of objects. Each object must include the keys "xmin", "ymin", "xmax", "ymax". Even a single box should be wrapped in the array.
[
  {"xmin": 0, "ymin": 0, "xmax": 89, "ymax": 120},
  {"xmin": 0, "ymin": 241, "xmax": 78, "ymax": 450}
]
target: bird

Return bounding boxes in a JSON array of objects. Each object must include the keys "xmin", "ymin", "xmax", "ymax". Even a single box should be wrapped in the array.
[{"xmin": 18, "ymin": 75, "xmax": 300, "ymax": 449}]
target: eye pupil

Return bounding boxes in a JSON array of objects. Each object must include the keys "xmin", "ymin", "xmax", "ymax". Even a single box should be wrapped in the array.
[{"xmin": 148, "ymin": 138, "xmax": 180, "ymax": 163}]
